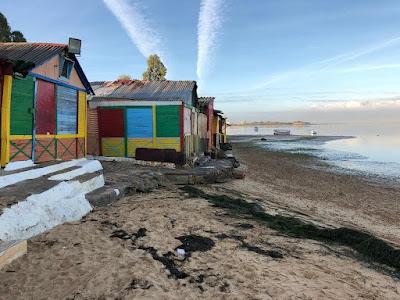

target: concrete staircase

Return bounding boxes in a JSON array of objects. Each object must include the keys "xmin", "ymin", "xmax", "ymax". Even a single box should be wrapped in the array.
[{"xmin": 0, "ymin": 159, "xmax": 105, "ymax": 269}]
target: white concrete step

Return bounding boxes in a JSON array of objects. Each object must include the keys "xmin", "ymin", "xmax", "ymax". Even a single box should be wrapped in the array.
[{"xmin": 0, "ymin": 159, "xmax": 105, "ymax": 243}]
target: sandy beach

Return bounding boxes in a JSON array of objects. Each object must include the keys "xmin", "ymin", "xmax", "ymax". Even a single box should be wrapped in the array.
[
  {"xmin": 229, "ymin": 137, "xmax": 400, "ymax": 245},
  {"xmin": 1, "ymin": 139, "xmax": 400, "ymax": 299}
]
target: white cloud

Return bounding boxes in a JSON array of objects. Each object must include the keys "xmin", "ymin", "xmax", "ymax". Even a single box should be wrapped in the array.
[
  {"xmin": 254, "ymin": 36, "xmax": 400, "ymax": 90},
  {"xmin": 103, "ymin": 0, "xmax": 164, "ymax": 60},
  {"xmin": 197, "ymin": 0, "xmax": 225, "ymax": 80},
  {"xmin": 310, "ymin": 98, "xmax": 400, "ymax": 110}
]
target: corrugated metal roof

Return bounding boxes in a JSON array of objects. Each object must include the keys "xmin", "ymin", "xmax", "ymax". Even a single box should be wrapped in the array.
[
  {"xmin": 198, "ymin": 97, "xmax": 215, "ymax": 105},
  {"xmin": 90, "ymin": 80, "xmax": 197, "ymax": 103},
  {"xmin": 0, "ymin": 42, "xmax": 67, "ymax": 66},
  {"xmin": 0, "ymin": 42, "xmax": 94, "ymax": 94}
]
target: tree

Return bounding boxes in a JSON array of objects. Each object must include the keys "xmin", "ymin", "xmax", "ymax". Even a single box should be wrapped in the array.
[
  {"xmin": 0, "ymin": 13, "xmax": 11, "ymax": 42},
  {"xmin": 117, "ymin": 74, "xmax": 132, "ymax": 80},
  {"xmin": 142, "ymin": 54, "xmax": 167, "ymax": 81},
  {"xmin": 10, "ymin": 30, "xmax": 26, "ymax": 42},
  {"xmin": 0, "ymin": 12, "xmax": 26, "ymax": 42}
]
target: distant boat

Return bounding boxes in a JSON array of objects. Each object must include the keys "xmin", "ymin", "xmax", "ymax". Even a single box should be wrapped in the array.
[
  {"xmin": 273, "ymin": 129, "xmax": 290, "ymax": 135},
  {"xmin": 254, "ymin": 126, "xmax": 259, "ymax": 132},
  {"xmin": 310, "ymin": 130, "xmax": 317, "ymax": 136}
]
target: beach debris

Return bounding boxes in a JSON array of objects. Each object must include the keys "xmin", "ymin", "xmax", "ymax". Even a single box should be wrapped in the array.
[
  {"xmin": 260, "ymin": 137, "xmax": 267, "ymax": 141},
  {"xmin": 139, "ymin": 246, "xmax": 189, "ymax": 279},
  {"xmin": 236, "ymin": 223, "xmax": 254, "ymax": 230},
  {"xmin": 110, "ymin": 227, "xmax": 147, "ymax": 241},
  {"xmin": 219, "ymin": 282, "xmax": 230, "ymax": 293},
  {"xmin": 175, "ymin": 235, "xmax": 215, "ymax": 258},
  {"xmin": 110, "ymin": 229, "xmax": 131, "ymax": 240},
  {"xmin": 126, "ymin": 278, "xmax": 153, "ymax": 290},
  {"xmin": 182, "ymin": 185, "xmax": 400, "ymax": 271},
  {"xmin": 214, "ymin": 233, "xmax": 283, "ymax": 259},
  {"xmin": 132, "ymin": 228, "xmax": 147, "ymax": 241},
  {"xmin": 241, "ymin": 242, "xmax": 283, "ymax": 259},
  {"xmin": 176, "ymin": 248, "xmax": 186, "ymax": 255},
  {"xmin": 114, "ymin": 189, "xmax": 120, "ymax": 196},
  {"xmin": 232, "ymin": 169, "xmax": 245, "ymax": 179}
]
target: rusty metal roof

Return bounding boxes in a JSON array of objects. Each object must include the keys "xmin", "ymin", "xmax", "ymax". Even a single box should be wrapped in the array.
[
  {"xmin": 90, "ymin": 80, "xmax": 197, "ymax": 104},
  {"xmin": 198, "ymin": 97, "xmax": 215, "ymax": 105},
  {"xmin": 0, "ymin": 42, "xmax": 94, "ymax": 94},
  {"xmin": 0, "ymin": 42, "xmax": 67, "ymax": 66}
]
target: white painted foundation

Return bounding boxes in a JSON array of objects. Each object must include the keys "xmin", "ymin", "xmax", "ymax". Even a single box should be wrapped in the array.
[
  {"xmin": 4, "ymin": 160, "xmax": 36, "ymax": 171},
  {"xmin": 0, "ymin": 158, "xmax": 87, "ymax": 189},
  {"xmin": 49, "ymin": 160, "xmax": 103, "ymax": 181},
  {"xmin": 0, "ymin": 174, "xmax": 105, "ymax": 242}
]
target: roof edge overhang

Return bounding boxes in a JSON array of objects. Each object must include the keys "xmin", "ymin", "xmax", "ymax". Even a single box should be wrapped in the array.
[
  {"xmin": 70, "ymin": 53, "xmax": 94, "ymax": 95},
  {"xmin": 88, "ymin": 98, "xmax": 183, "ymax": 109},
  {"xmin": 0, "ymin": 44, "xmax": 94, "ymax": 95}
]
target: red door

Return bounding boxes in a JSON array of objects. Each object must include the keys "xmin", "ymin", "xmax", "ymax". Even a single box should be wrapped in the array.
[
  {"xmin": 36, "ymin": 79, "xmax": 55, "ymax": 135},
  {"xmin": 34, "ymin": 79, "xmax": 56, "ymax": 162},
  {"xmin": 98, "ymin": 108, "xmax": 125, "ymax": 137}
]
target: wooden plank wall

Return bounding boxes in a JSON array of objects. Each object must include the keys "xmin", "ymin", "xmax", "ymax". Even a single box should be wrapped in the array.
[
  {"xmin": 2, "ymin": 76, "xmax": 87, "ymax": 165},
  {"xmin": 96, "ymin": 105, "xmax": 183, "ymax": 159},
  {"xmin": 10, "ymin": 76, "xmax": 34, "ymax": 136},
  {"xmin": 56, "ymin": 86, "xmax": 77, "ymax": 134},
  {"xmin": 87, "ymin": 107, "xmax": 100, "ymax": 156},
  {"xmin": 126, "ymin": 107, "xmax": 153, "ymax": 138}
]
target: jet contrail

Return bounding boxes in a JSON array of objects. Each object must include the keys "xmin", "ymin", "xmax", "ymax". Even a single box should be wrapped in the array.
[
  {"xmin": 197, "ymin": 0, "xmax": 225, "ymax": 80},
  {"xmin": 253, "ymin": 36, "xmax": 400, "ymax": 90},
  {"xmin": 103, "ymin": 0, "xmax": 164, "ymax": 60}
]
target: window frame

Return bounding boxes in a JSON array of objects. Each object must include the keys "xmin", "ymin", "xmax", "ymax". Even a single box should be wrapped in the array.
[{"xmin": 59, "ymin": 55, "xmax": 75, "ymax": 81}]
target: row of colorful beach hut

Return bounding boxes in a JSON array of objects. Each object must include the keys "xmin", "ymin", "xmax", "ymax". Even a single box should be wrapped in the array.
[{"xmin": 0, "ymin": 42, "xmax": 227, "ymax": 167}]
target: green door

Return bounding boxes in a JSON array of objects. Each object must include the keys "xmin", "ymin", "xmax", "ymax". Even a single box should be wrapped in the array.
[{"xmin": 10, "ymin": 76, "xmax": 34, "ymax": 135}]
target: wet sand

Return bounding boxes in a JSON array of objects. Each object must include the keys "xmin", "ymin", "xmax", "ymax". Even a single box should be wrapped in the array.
[
  {"xmin": 1, "ymin": 141, "xmax": 400, "ymax": 299},
  {"xmin": 229, "ymin": 137, "xmax": 400, "ymax": 245}
]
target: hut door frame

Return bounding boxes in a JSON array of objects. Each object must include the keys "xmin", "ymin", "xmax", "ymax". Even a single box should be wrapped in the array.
[
  {"xmin": 31, "ymin": 78, "xmax": 38, "ymax": 162},
  {"xmin": 0, "ymin": 75, "xmax": 3, "ymax": 160}
]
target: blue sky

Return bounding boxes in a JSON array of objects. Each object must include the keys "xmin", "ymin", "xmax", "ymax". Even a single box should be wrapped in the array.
[{"xmin": 2, "ymin": 0, "xmax": 400, "ymax": 122}]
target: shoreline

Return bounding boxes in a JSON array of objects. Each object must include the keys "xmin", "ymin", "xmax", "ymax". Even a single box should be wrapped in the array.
[
  {"xmin": 229, "ymin": 134, "xmax": 400, "ymax": 186},
  {"xmin": 229, "ymin": 139, "xmax": 400, "ymax": 245}
]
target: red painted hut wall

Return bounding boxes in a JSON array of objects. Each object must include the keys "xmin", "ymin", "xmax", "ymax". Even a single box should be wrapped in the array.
[
  {"xmin": 35, "ymin": 79, "xmax": 55, "ymax": 134},
  {"xmin": 98, "ymin": 108, "xmax": 124, "ymax": 137}
]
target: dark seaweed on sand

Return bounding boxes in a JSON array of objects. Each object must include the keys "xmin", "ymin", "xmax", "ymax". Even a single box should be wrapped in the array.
[{"xmin": 182, "ymin": 186, "xmax": 400, "ymax": 272}]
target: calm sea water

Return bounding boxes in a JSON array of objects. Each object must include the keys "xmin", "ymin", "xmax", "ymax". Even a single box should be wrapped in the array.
[{"xmin": 228, "ymin": 122, "xmax": 400, "ymax": 180}]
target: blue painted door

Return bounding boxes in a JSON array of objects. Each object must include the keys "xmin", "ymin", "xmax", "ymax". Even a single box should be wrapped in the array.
[
  {"xmin": 56, "ymin": 86, "xmax": 77, "ymax": 134},
  {"xmin": 126, "ymin": 107, "xmax": 153, "ymax": 138}
]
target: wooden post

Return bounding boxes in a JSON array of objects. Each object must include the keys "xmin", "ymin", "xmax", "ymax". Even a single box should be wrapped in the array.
[
  {"xmin": 31, "ymin": 78, "xmax": 38, "ymax": 162},
  {"xmin": 152, "ymin": 104, "xmax": 156, "ymax": 145},
  {"xmin": 1, "ymin": 75, "xmax": 12, "ymax": 167},
  {"xmin": 124, "ymin": 108, "xmax": 127, "ymax": 157},
  {"xmin": 180, "ymin": 104, "xmax": 184, "ymax": 156},
  {"xmin": 78, "ymin": 91, "xmax": 87, "ymax": 156}
]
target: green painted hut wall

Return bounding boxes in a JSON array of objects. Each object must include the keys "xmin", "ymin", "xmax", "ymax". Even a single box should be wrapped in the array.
[
  {"xmin": 156, "ymin": 105, "xmax": 180, "ymax": 137},
  {"xmin": 10, "ymin": 76, "xmax": 34, "ymax": 135}
]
